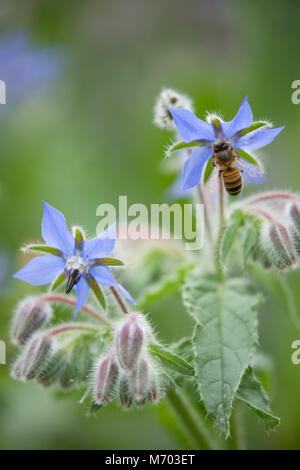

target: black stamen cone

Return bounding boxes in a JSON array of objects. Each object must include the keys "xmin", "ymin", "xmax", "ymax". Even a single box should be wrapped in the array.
[{"xmin": 66, "ymin": 269, "xmax": 80, "ymax": 294}]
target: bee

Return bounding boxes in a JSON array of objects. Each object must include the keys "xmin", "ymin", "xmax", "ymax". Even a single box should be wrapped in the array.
[{"xmin": 209, "ymin": 139, "xmax": 264, "ymax": 196}]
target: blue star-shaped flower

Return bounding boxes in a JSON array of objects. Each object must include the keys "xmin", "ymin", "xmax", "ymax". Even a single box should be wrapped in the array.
[
  {"xmin": 168, "ymin": 97, "xmax": 284, "ymax": 190},
  {"xmin": 14, "ymin": 202, "xmax": 135, "ymax": 318}
]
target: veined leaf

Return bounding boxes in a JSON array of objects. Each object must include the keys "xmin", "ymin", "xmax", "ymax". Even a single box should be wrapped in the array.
[
  {"xmin": 89, "ymin": 278, "xmax": 106, "ymax": 309},
  {"xmin": 166, "ymin": 140, "xmax": 203, "ymax": 156},
  {"xmin": 149, "ymin": 342, "xmax": 194, "ymax": 376},
  {"xmin": 23, "ymin": 244, "xmax": 62, "ymax": 256},
  {"xmin": 237, "ymin": 367, "xmax": 280, "ymax": 431},
  {"xmin": 183, "ymin": 272, "xmax": 262, "ymax": 435},
  {"xmin": 238, "ymin": 121, "xmax": 271, "ymax": 136}
]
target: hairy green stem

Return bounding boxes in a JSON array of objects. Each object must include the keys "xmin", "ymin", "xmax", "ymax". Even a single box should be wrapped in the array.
[
  {"xmin": 227, "ymin": 405, "xmax": 246, "ymax": 450},
  {"xmin": 167, "ymin": 387, "xmax": 214, "ymax": 450},
  {"xmin": 109, "ymin": 286, "xmax": 129, "ymax": 314},
  {"xmin": 46, "ymin": 323, "xmax": 102, "ymax": 337}
]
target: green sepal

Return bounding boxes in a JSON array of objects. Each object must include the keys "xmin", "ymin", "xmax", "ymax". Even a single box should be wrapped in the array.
[
  {"xmin": 94, "ymin": 258, "xmax": 125, "ymax": 266},
  {"xmin": 166, "ymin": 140, "xmax": 203, "ymax": 157},
  {"xmin": 23, "ymin": 244, "xmax": 62, "ymax": 256},
  {"xmin": 89, "ymin": 277, "xmax": 106, "ymax": 309},
  {"xmin": 238, "ymin": 121, "xmax": 271, "ymax": 136},
  {"xmin": 50, "ymin": 272, "xmax": 66, "ymax": 291}
]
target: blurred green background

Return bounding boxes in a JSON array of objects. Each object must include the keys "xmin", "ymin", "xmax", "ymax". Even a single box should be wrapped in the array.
[{"xmin": 1, "ymin": 0, "xmax": 300, "ymax": 450}]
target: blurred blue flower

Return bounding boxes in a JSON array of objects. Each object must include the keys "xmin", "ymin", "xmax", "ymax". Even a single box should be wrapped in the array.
[
  {"xmin": 14, "ymin": 202, "xmax": 135, "ymax": 318},
  {"xmin": 168, "ymin": 97, "xmax": 284, "ymax": 190},
  {"xmin": 0, "ymin": 31, "xmax": 63, "ymax": 106}
]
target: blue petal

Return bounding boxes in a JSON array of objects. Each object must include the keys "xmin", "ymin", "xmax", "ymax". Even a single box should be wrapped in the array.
[
  {"xmin": 13, "ymin": 254, "xmax": 65, "ymax": 286},
  {"xmin": 89, "ymin": 265, "xmax": 136, "ymax": 306},
  {"xmin": 88, "ymin": 264, "xmax": 117, "ymax": 285},
  {"xmin": 73, "ymin": 276, "xmax": 90, "ymax": 320},
  {"xmin": 41, "ymin": 202, "xmax": 75, "ymax": 258},
  {"xmin": 168, "ymin": 108, "xmax": 216, "ymax": 143},
  {"xmin": 221, "ymin": 96, "xmax": 253, "ymax": 139},
  {"xmin": 182, "ymin": 146, "xmax": 213, "ymax": 190},
  {"xmin": 82, "ymin": 222, "xmax": 116, "ymax": 262},
  {"xmin": 235, "ymin": 127, "xmax": 284, "ymax": 151},
  {"xmin": 117, "ymin": 283, "xmax": 136, "ymax": 305}
]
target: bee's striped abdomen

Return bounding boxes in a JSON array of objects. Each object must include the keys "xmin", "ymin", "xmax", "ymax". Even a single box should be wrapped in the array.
[{"xmin": 223, "ymin": 167, "xmax": 243, "ymax": 196}]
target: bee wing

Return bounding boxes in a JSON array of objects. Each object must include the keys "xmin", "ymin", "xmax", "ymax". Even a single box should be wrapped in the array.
[
  {"xmin": 205, "ymin": 164, "xmax": 220, "ymax": 194},
  {"xmin": 236, "ymin": 156, "xmax": 266, "ymax": 183}
]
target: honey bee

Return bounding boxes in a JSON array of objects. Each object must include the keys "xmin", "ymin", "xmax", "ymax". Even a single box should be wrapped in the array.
[{"xmin": 209, "ymin": 139, "xmax": 264, "ymax": 196}]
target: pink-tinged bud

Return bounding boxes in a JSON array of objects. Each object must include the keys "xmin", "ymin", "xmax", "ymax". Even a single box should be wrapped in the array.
[
  {"xmin": 93, "ymin": 354, "xmax": 119, "ymax": 405},
  {"xmin": 148, "ymin": 376, "xmax": 162, "ymax": 404},
  {"xmin": 289, "ymin": 204, "xmax": 300, "ymax": 255},
  {"xmin": 11, "ymin": 297, "xmax": 52, "ymax": 346},
  {"xmin": 10, "ymin": 357, "xmax": 24, "ymax": 380},
  {"xmin": 290, "ymin": 204, "xmax": 300, "ymax": 235},
  {"xmin": 21, "ymin": 335, "xmax": 52, "ymax": 381},
  {"xmin": 115, "ymin": 313, "xmax": 148, "ymax": 371},
  {"xmin": 118, "ymin": 376, "xmax": 134, "ymax": 409},
  {"xmin": 269, "ymin": 224, "xmax": 296, "ymax": 269},
  {"xmin": 130, "ymin": 357, "xmax": 149, "ymax": 402}
]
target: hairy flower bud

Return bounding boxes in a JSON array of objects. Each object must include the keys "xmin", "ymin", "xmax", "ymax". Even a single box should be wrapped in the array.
[
  {"xmin": 11, "ymin": 297, "xmax": 52, "ymax": 346},
  {"xmin": 153, "ymin": 88, "xmax": 194, "ymax": 130},
  {"xmin": 130, "ymin": 357, "xmax": 149, "ymax": 402},
  {"xmin": 118, "ymin": 376, "xmax": 134, "ymax": 409},
  {"xmin": 21, "ymin": 334, "xmax": 52, "ymax": 381},
  {"xmin": 148, "ymin": 375, "xmax": 162, "ymax": 404},
  {"xmin": 115, "ymin": 313, "xmax": 150, "ymax": 372},
  {"xmin": 288, "ymin": 204, "xmax": 300, "ymax": 255},
  {"xmin": 269, "ymin": 224, "xmax": 296, "ymax": 269},
  {"xmin": 93, "ymin": 354, "xmax": 119, "ymax": 405}
]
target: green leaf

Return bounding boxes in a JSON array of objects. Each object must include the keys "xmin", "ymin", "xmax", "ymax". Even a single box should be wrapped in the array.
[
  {"xmin": 23, "ymin": 244, "xmax": 62, "ymax": 256},
  {"xmin": 248, "ymin": 264, "xmax": 300, "ymax": 331},
  {"xmin": 242, "ymin": 216, "xmax": 261, "ymax": 267},
  {"xmin": 50, "ymin": 272, "xmax": 65, "ymax": 291},
  {"xmin": 183, "ymin": 271, "xmax": 262, "ymax": 435},
  {"xmin": 37, "ymin": 331, "xmax": 107, "ymax": 389},
  {"xmin": 237, "ymin": 367, "xmax": 280, "ymax": 431},
  {"xmin": 238, "ymin": 121, "xmax": 271, "ymax": 136},
  {"xmin": 89, "ymin": 278, "xmax": 106, "ymax": 309},
  {"xmin": 149, "ymin": 342, "xmax": 194, "ymax": 376},
  {"xmin": 94, "ymin": 257, "xmax": 124, "ymax": 266},
  {"xmin": 166, "ymin": 140, "xmax": 203, "ymax": 156},
  {"xmin": 220, "ymin": 210, "xmax": 244, "ymax": 265}
]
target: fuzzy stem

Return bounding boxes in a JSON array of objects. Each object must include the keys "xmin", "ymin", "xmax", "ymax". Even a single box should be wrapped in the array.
[
  {"xmin": 41, "ymin": 293, "xmax": 113, "ymax": 328},
  {"xmin": 227, "ymin": 405, "xmax": 246, "ymax": 450},
  {"xmin": 245, "ymin": 191, "xmax": 299, "ymax": 205},
  {"xmin": 46, "ymin": 323, "xmax": 102, "ymax": 337},
  {"xmin": 110, "ymin": 286, "xmax": 129, "ymax": 314},
  {"xmin": 219, "ymin": 173, "xmax": 225, "ymax": 227},
  {"xmin": 196, "ymin": 183, "xmax": 213, "ymax": 244},
  {"xmin": 167, "ymin": 387, "xmax": 214, "ymax": 450}
]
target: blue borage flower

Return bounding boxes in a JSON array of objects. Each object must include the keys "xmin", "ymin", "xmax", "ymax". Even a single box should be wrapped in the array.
[
  {"xmin": 167, "ymin": 97, "xmax": 284, "ymax": 191},
  {"xmin": 14, "ymin": 202, "xmax": 135, "ymax": 319}
]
